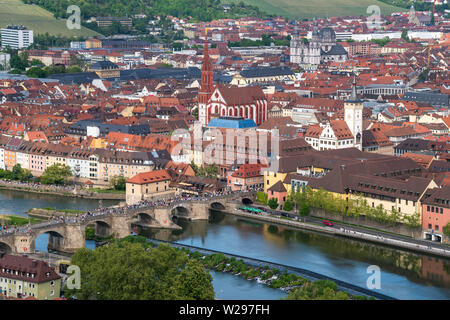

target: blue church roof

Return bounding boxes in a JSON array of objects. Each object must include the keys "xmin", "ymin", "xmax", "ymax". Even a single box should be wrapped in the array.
[{"xmin": 207, "ymin": 117, "xmax": 257, "ymax": 129}]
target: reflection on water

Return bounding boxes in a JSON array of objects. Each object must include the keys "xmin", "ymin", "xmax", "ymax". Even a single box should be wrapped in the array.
[
  {"xmin": 5, "ymin": 186, "xmax": 449, "ymax": 300},
  {"xmin": 0, "ymin": 189, "xmax": 120, "ymax": 217},
  {"xmin": 0, "ymin": 189, "xmax": 120, "ymax": 253},
  {"xmin": 136, "ymin": 211, "xmax": 450, "ymax": 300},
  {"xmin": 35, "ymin": 233, "xmax": 97, "ymax": 252}
]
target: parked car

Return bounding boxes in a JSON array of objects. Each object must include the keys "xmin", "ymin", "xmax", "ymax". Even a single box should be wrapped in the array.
[{"xmin": 322, "ymin": 220, "xmax": 334, "ymax": 227}]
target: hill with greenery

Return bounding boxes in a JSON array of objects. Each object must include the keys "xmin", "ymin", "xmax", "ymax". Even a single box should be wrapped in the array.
[
  {"xmin": 22, "ymin": 0, "xmax": 267, "ymax": 22},
  {"xmin": 0, "ymin": 0, "xmax": 100, "ymax": 37},
  {"xmin": 378, "ymin": 0, "xmax": 448, "ymax": 12},
  {"xmin": 223, "ymin": 0, "xmax": 406, "ymax": 19}
]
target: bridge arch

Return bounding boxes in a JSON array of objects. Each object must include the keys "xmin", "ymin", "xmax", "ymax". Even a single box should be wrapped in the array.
[
  {"xmin": 32, "ymin": 230, "xmax": 65, "ymax": 253},
  {"xmin": 0, "ymin": 241, "xmax": 12, "ymax": 254},
  {"xmin": 209, "ymin": 201, "xmax": 226, "ymax": 211},
  {"xmin": 241, "ymin": 197, "xmax": 254, "ymax": 205},
  {"xmin": 171, "ymin": 204, "xmax": 191, "ymax": 219},
  {"xmin": 130, "ymin": 212, "xmax": 156, "ymax": 225},
  {"xmin": 83, "ymin": 220, "xmax": 112, "ymax": 238}
]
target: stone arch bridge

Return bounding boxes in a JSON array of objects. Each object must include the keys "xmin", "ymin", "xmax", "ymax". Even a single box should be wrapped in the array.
[{"xmin": 0, "ymin": 192, "xmax": 256, "ymax": 254}]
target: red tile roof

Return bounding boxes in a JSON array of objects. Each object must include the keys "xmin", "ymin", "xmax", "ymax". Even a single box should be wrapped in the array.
[
  {"xmin": 0, "ymin": 254, "xmax": 61, "ymax": 284},
  {"xmin": 127, "ymin": 169, "xmax": 171, "ymax": 185},
  {"xmin": 232, "ymin": 163, "xmax": 263, "ymax": 178}
]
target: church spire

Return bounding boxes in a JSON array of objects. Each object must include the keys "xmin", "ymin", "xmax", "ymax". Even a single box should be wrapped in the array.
[
  {"xmin": 198, "ymin": 27, "xmax": 214, "ymax": 126},
  {"xmin": 200, "ymin": 27, "xmax": 213, "ymax": 91},
  {"xmin": 203, "ymin": 28, "xmax": 209, "ymax": 61},
  {"xmin": 351, "ymin": 71, "xmax": 357, "ymax": 100}
]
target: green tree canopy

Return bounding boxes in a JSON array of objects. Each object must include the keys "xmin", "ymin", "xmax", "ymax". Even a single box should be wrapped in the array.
[
  {"xmin": 285, "ymin": 279, "xmax": 350, "ymax": 300},
  {"xmin": 7, "ymin": 164, "xmax": 33, "ymax": 182},
  {"xmin": 256, "ymin": 191, "xmax": 268, "ymax": 205},
  {"xmin": 26, "ymin": 66, "xmax": 48, "ymax": 78},
  {"xmin": 283, "ymin": 199, "xmax": 293, "ymax": 211},
  {"xmin": 64, "ymin": 242, "xmax": 214, "ymax": 300},
  {"xmin": 109, "ymin": 175, "xmax": 126, "ymax": 191},
  {"xmin": 401, "ymin": 28, "xmax": 409, "ymax": 42},
  {"xmin": 299, "ymin": 202, "xmax": 310, "ymax": 217},
  {"xmin": 40, "ymin": 164, "xmax": 72, "ymax": 185},
  {"xmin": 191, "ymin": 162, "xmax": 218, "ymax": 178},
  {"xmin": 268, "ymin": 198, "xmax": 279, "ymax": 210},
  {"xmin": 444, "ymin": 222, "xmax": 450, "ymax": 237}
]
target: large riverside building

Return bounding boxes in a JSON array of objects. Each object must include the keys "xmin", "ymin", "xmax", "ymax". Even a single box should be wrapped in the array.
[{"xmin": 1, "ymin": 25, "xmax": 33, "ymax": 49}]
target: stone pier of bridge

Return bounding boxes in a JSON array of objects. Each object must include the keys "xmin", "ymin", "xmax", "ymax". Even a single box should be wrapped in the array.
[{"xmin": 0, "ymin": 192, "xmax": 256, "ymax": 254}]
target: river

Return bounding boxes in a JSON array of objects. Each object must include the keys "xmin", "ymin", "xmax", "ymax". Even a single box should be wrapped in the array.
[
  {"xmin": 137, "ymin": 212, "xmax": 450, "ymax": 300},
  {"xmin": 1, "ymin": 189, "xmax": 449, "ymax": 300}
]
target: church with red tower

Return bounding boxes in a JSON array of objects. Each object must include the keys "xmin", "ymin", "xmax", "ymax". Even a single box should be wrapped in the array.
[{"xmin": 198, "ymin": 32, "xmax": 268, "ymax": 127}]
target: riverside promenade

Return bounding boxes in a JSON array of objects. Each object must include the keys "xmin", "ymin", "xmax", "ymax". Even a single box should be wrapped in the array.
[
  {"xmin": 0, "ymin": 180, "xmax": 125, "ymax": 200},
  {"xmin": 228, "ymin": 209, "xmax": 450, "ymax": 259}
]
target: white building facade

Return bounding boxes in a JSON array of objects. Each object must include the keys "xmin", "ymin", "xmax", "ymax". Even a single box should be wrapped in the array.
[{"xmin": 1, "ymin": 26, "xmax": 34, "ymax": 49}]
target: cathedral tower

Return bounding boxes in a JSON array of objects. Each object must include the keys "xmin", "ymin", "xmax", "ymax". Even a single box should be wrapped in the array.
[
  {"xmin": 344, "ymin": 73, "xmax": 363, "ymax": 150},
  {"xmin": 198, "ymin": 29, "xmax": 214, "ymax": 127}
]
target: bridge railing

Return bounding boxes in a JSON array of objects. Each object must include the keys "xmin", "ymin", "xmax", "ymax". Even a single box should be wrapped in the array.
[
  {"xmin": 0, "ymin": 191, "xmax": 258, "ymax": 237},
  {"xmin": 124, "ymin": 191, "xmax": 257, "ymax": 214}
]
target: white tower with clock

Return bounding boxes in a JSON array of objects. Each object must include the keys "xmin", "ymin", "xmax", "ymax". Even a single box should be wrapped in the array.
[{"xmin": 344, "ymin": 73, "xmax": 363, "ymax": 150}]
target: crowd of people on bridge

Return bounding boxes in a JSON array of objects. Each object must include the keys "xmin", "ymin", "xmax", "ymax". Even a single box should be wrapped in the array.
[{"xmin": 0, "ymin": 188, "xmax": 259, "ymax": 237}]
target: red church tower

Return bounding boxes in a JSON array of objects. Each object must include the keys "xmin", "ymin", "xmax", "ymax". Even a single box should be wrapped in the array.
[
  {"xmin": 197, "ymin": 29, "xmax": 268, "ymax": 127},
  {"xmin": 198, "ymin": 29, "xmax": 214, "ymax": 126}
]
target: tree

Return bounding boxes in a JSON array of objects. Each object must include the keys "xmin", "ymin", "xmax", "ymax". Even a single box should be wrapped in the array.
[
  {"xmin": 9, "ymin": 51, "xmax": 28, "ymax": 71},
  {"xmin": 64, "ymin": 242, "xmax": 214, "ymax": 300},
  {"xmin": 26, "ymin": 66, "xmax": 48, "ymax": 78},
  {"xmin": 419, "ymin": 69, "xmax": 429, "ymax": 82},
  {"xmin": 285, "ymin": 279, "xmax": 350, "ymax": 300},
  {"xmin": 109, "ymin": 175, "xmax": 126, "ymax": 191},
  {"xmin": 299, "ymin": 202, "xmax": 310, "ymax": 217},
  {"xmin": 174, "ymin": 260, "xmax": 215, "ymax": 299},
  {"xmin": 191, "ymin": 162, "xmax": 218, "ymax": 178},
  {"xmin": 30, "ymin": 59, "xmax": 45, "ymax": 67},
  {"xmin": 12, "ymin": 164, "xmax": 23, "ymax": 180},
  {"xmin": 283, "ymin": 199, "xmax": 293, "ymax": 211},
  {"xmin": 401, "ymin": 28, "xmax": 409, "ymax": 42},
  {"xmin": 444, "ymin": 222, "xmax": 450, "ymax": 237},
  {"xmin": 205, "ymin": 163, "xmax": 218, "ymax": 178},
  {"xmin": 40, "ymin": 164, "xmax": 72, "ymax": 185},
  {"xmin": 66, "ymin": 65, "xmax": 83, "ymax": 73},
  {"xmin": 192, "ymin": 108, "xmax": 199, "ymax": 120},
  {"xmin": 268, "ymin": 198, "xmax": 279, "ymax": 210},
  {"xmin": 256, "ymin": 191, "xmax": 268, "ymax": 205},
  {"xmin": 370, "ymin": 37, "xmax": 390, "ymax": 47}
]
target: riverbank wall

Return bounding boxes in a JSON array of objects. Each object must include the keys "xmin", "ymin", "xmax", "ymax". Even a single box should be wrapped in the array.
[
  {"xmin": 27, "ymin": 208, "xmax": 79, "ymax": 219},
  {"xmin": 150, "ymin": 238, "xmax": 395, "ymax": 300},
  {"xmin": 0, "ymin": 181, "xmax": 125, "ymax": 200},
  {"xmin": 310, "ymin": 208, "xmax": 422, "ymax": 238},
  {"xmin": 227, "ymin": 210, "xmax": 450, "ymax": 258}
]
